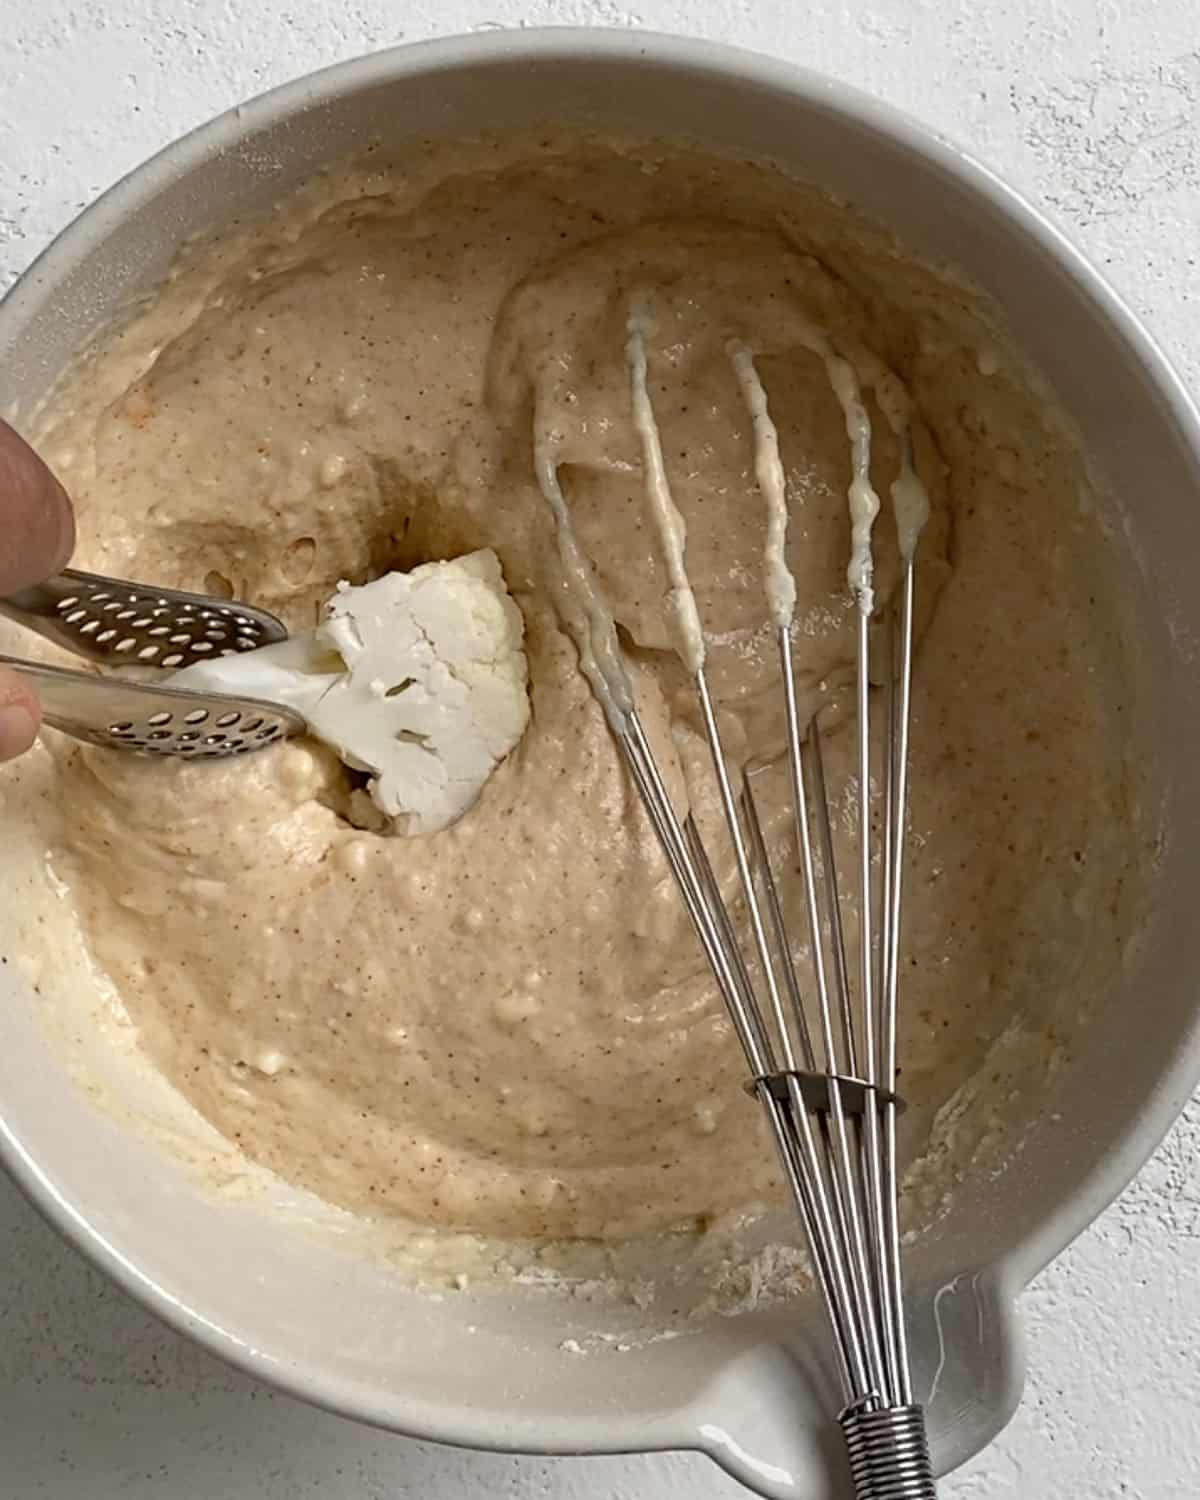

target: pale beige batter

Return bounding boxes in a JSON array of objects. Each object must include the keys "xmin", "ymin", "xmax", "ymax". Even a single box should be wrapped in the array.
[{"xmin": 17, "ymin": 133, "xmax": 1143, "ymax": 1246}]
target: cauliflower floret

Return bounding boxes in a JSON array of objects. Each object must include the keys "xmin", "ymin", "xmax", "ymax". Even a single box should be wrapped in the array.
[{"xmin": 176, "ymin": 550, "xmax": 530, "ymax": 833}]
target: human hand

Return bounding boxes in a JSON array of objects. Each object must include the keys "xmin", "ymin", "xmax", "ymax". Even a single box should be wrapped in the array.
[{"xmin": 0, "ymin": 418, "xmax": 75, "ymax": 760}]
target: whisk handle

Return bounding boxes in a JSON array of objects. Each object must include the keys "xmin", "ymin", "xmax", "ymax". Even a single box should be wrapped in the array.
[{"xmin": 839, "ymin": 1404, "xmax": 937, "ymax": 1499}]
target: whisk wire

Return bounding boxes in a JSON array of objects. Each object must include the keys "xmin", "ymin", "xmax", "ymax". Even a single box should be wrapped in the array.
[
  {"xmin": 856, "ymin": 605, "xmax": 878, "ymax": 1093},
  {"xmin": 616, "ymin": 710, "xmax": 871, "ymax": 1401},
  {"xmin": 806, "ymin": 721, "xmax": 858, "ymax": 1077},
  {"xmin": 619, "ymin": 711, "xmax": 772, "ymax": 1079},
  {"xmin": 694, "ymin": 667, "xmax": 798, "ymax": 1072},
  {"xmin": 853, "ymin": 602, "xmax": 903, "ymax": 1406},
  {"xmin": 685, "ymin": 813, "xmax": 765, "ymax": 1054},
  {"xmin": 697, "ymin": 667, "xmax": 898, "ymax": 1403},
  {"xmin": 598, "ymin": 318, "xmax": 935, "ymax": 1494},
  {"xmin": 742, "ymin": 770, "xmax": 818, "ymax": 1073},
  {"xmin": 738, "ymin": 748, "xmax": 890, "ymax": 1403},
  {"xmin": 778, "ymin": 630, "xmax": 837, "ymax": 1074},
  {"xmin": 882, "ymin": 562, "xmax": 918, "ymax": 1404}
]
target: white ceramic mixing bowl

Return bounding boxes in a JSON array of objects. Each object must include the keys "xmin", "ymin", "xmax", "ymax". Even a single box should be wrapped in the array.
[{"xmin": 2, "ymin": 30, "xmax": 1199, "ymax": 1498}]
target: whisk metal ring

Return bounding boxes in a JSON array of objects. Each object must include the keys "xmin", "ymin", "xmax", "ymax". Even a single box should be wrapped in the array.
[{"xmin": 749, "ymin": 1072, "xmax": 906, "ymax": 1117}]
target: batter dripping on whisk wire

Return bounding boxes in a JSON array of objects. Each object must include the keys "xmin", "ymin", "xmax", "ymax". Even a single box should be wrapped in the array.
[{"xmin": 539, "ymin": 290, "xmax": 937, "ymax": 1498}]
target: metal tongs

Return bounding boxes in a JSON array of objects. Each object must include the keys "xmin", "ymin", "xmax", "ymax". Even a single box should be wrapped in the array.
[{"xmin": 0, "ymin": 568, "xmax": 305, "ymax": 758}]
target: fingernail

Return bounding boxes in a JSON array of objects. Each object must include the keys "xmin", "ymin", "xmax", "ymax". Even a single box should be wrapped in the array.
[
  {"xmin": 0, "ymin": 704, "xmax": 37, "ymax": 760},
  {"xmin": 51, "ymin": 476, "xmax": 76, "ymax": 570}
]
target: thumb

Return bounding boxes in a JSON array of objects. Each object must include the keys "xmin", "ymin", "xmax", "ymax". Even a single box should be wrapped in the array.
[
  {"xmin": 0, "ymin": 662, "xmax": 40, "ymax": 761},
  {"xmin": 0, "ymin": 419, "xmax": 75, "ymax": 595}
]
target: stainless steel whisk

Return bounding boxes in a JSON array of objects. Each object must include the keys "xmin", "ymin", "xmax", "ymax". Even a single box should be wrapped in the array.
[{"xmin": 604, "ymin": 348, "xmax": 935, "ymax": 1494}]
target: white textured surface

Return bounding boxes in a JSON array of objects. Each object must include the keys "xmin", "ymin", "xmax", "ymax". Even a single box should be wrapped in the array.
[{"xmin": 3, "ymin": 2, "xmax": 1200, "ymax": 1494}]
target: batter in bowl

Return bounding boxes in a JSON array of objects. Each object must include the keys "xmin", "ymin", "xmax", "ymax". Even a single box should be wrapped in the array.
[{"xmin": 11, "ymin": 133, "xmax": 1147, "ymax": 1249}]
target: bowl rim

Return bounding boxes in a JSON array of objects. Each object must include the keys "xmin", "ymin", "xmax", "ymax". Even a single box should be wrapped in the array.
[{"xmin": 5, "ymin": 22, "xmax": 1200, "ymax": 1470}]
